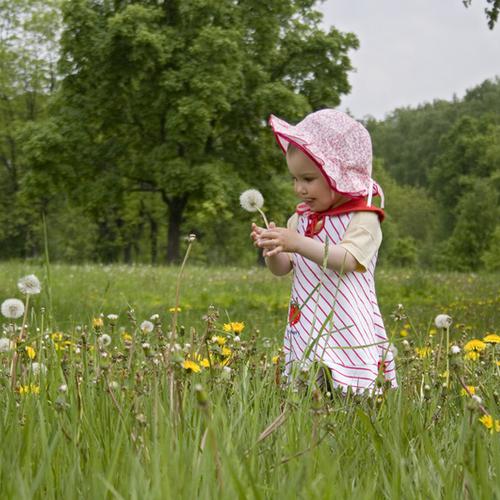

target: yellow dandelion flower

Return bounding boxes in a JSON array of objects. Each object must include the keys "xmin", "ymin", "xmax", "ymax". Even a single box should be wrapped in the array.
[
  {"xmin": 460, "ymin": 386, "xmax": 476, "ymax": 396},
  {"xmin": 272, "ymin": 355, "xmax": 280, "ymax": 365},
  {"xmin": 415, "ymin": 347, "xmax": 432, "ymax": 359},
  {"xmin": 200, "ymin": 358, "xmax": 210, "ymax": 368},
  {"xmin": 214, "ymin": 336, "xmax": 227, "ymax": 346},
  {"xmin": 19, "ymin": 384, "xmax": 40, "ymax": 395},
  {"xmin": 223, "ymin": 322, "xmax": 245, "ymax": 333},
  {"xmin": 122, "ymin": 333, "xmax": 133, "ymax": 342},
  {"xmin": 464, "ymin": 351, "xmax": 480, "ymax": 361},
  {"xmin": 399, "ymin": 329, "xmax": 409, "ymax": 338},
  {"xmin": 169, "ymin": 307, "xmax": 182, "ymax": 313},
  {"xmin": 496, "ymin": 361, "xmax": 500, "ymax": 367},
  {"xmin": 464, "ymin": 339, "xmax": 486, "ymax": 352},
  {"xmin": 25, "ymin": 346, "xmax": 36, "ymax": 360},
  {"xmin": 479, "ymin": 415, "xmax": 493, "ymax": 429},
  {"xmin": 429, "ymin": 328, "xmax": 437, "ymax": 336},
  {"xmin": 51, "ymin": 332, "xmax": 63, "ymax": 342},
  {"xmin": 182, "ymin": 360, "xmax": 201, "ymax": 373},
  {"xmin": 221, "ymin": 347, "xmax": 232, "ymax": 357},
  {"xmin": 483, "ymin": 333, "xmax": 500, "ymax": 344},
  {"xmin": 92, "ymin": 317, "xmax": 103, "ymax": 328}
]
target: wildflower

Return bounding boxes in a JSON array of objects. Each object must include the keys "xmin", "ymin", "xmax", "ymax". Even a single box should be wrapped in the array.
[
  {"xmin": 399, "ymin": 329, "xmax": 409, "ymax": 337},
  {"xmin": 25, "ymin": 346, "xmax": 36, "ymax": 359},
  {"xmin": 221, "ymin": 347, "xmax": 232, "ymax": 357},
  {"xmin": 464, "ymin": 339, "xmax": 486, "ymax": 352},
  {"xmin": 415, "ymin": 347, "xmax": 432, "ymax": 359},
  {"xmin": 212, "ymin": 335, "xmax": 226, "ymax": 346},
  {"xmin": 98, "ymin": 334, "xmax": 111, "ymax": 348},
  {"xmin": 1, "ymin": 298, "xmax": 25, "ymax": 319},
  {"xmin": 272, "ymin": 355, "xmax": 280, "ymax": 364},
  {"xmin": 51, "ymin": 332, "xmax": 63, "ymax": 342},
  {"xmin": 234, "ymin": 335, "xmax": 241, "ymax": 343},
  {"xmin": 483, "ymin": 333, "xmax": 500, "ymax": 344},
  {"xmin": 140, "ymin": 320, "xmax": 154, "ymax": 333},
  {"xmin": 450, "ymin": 345, "xmax": 461, "ymax": 354},
  {"xmin": 122, "ymin": 332, "xmax": 133, "ymax": 342},
  {"xmin": 0, "ymin": 337, "xmax": 12, "ymax": 352},
  {"xmin": 460, "ymin": 386, "xmax": 476, "ymax": 396},
  {"xmin": 200, "ymin": 358, "xmax": 210, "ymax": 368},
  {"xmin": 107, "ymin": 314, "xmax": 118, "ymax": 323},
  {"xmin": 434, "ymin": 314, "xmax": 452, "ymax": 329},
  {"xmin": 472, "ymin": 395, "xmax": 482, "ymax": 404},
  {"xmin": 17, "ymin": 274, "xmax": 41, "ymax": 295},
  {"xmin": 169, "ymin": 307, "xmax": 182, "ymax": 313},
  {"xmin": 464, "ymin": 351, "xmax": 480, "ymax": 361},
  {"xmin": 182, "ymin": 360, "xmax": 201, "ymax": 373},
  {"xmin": 429, "ymin": 328, "xmax": 437, "ymax": 336},
  {"xmin": 92, "ymin": 317, "xmax": 104, "ymax": 328},
  {"xmin": 31, "ymin": 362, "xmax": 47, "ymax": 376},
  {"xmin": 239, "ymin": 189, "xmax": 264, "ymax": 212},
  {"xmin": 19, "ymin": 384, "xmax": 40, "ymax": 395},
  {"xmin": 150, "ymin": 313, "xmax": 160, "ymax": 321},
  {"xmin": 59, "ymin": 384, "xmax": 68, "ymax": 393},
  {"xmin": 479, "ymin": 415, "xmax": 500, "ymax": 432},
  {"xmin": 223, "ymin": 322, "xmax": 245, "ymax": 334}
]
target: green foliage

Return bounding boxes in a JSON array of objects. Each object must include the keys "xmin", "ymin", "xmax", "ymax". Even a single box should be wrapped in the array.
[{"xmin": 481, "ymin": 225, "xmax": 500, "ymax": 270}]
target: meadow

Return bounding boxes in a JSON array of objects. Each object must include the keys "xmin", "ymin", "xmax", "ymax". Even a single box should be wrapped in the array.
[{"xmin": 0, "ymin": 261, "xmax": 499, "ymax": 499}]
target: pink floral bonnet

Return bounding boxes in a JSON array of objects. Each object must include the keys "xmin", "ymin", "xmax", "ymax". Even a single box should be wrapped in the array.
[{"xmin": 268, "ymin": 109, "xmax": 384, "ymax": 207}]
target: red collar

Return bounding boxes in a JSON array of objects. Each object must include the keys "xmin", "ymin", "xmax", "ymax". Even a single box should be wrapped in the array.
[{"xmin": 296, "ymin": 198, "xmax": 385, "ymax": 237}]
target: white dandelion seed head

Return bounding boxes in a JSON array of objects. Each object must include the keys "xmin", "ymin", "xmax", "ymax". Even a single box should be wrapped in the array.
[
  {"xmin": 142, "ymin": 342, "xmax": 150, "ymax": 349},
  {"xmin": 240, "ymin": 189, "xmax": 264, "ymax": 212},
  {"xmin": 140, "ymin": 320, "xmax": 154, "ymax": 333},
  {"xmin": 31, "ymin": 362, "xmax": 47, "ymax": 376},
  {"xmin": 1, "ymin": 298, "xmax": 25, "ymax": 319},
  {"xmin": 0, "ymin": 337, "xmax": 12, "ymax": 352},
  {"xmin": 17, "ymin": 274, "xmax": 41, "ymax": 295},
  {"xmin": 435, "ymin": 314, "xmax": 452, "ymax": 329},
  {"xmin": 450, "ymin": 345, "xmax": 461, "ymax": 354},
  {"xmin": 234, "ymin": 335, "xmax": 240, "ymax": 343},
  {"xmin": 98, "ymin": 334, "xmax": 112, "ymax": 348}
]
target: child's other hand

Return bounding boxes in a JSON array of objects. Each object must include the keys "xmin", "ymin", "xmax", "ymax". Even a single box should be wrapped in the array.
[
  {"xmin": 257, "ymin": 223, "xmax": 299, "ymax": 257},
  {"xmin": 250, "ymin": 222, "xmax": 266, "ymax": 245}
]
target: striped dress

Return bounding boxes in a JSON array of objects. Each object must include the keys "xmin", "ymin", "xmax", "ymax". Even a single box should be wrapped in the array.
[{"xmin": 284, "ymin": 207, "xmax": 398, "ymax": 394}]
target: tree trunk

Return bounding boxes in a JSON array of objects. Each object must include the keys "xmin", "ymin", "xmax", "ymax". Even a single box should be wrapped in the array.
[
  {"xmin": 166, "ymin": 195, "xmax": 188, "ymax": 263},
  {"xmin": 146, "ymin": 212, "xmax": 158, "ymax": 265}
]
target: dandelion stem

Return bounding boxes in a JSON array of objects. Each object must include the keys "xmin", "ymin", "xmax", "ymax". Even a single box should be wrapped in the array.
[
  {"xmin": 10, "ymin": 294, "xmax": 30, "ymax": 390},
  {"xmin": 256, "ymin": 207, "xmax": 270, "ymax": 229}
]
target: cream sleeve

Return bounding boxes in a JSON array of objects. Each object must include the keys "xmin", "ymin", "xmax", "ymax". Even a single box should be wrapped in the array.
[
  {"xmin": 287, "ymin": 213, "xmax": 299, "ymax": 232},
  {"xmin": 338, "ymin": 212, "xmax": 382, "ymax": 272}
]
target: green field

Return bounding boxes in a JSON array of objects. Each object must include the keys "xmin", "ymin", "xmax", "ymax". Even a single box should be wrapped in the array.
[{"xmin": 0, "ymin": 263, "xmax": 499, "ymax": 498}]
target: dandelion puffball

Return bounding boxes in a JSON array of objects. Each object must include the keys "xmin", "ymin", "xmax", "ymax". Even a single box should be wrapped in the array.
[
  {"xmin": 434, "ymin": 314, "xmax": 452, "ymax": 329},
  {"xmin": 1, "ymin": 298, "xmax": 25, "ymax": 319},
  {"xmin": 240, "ymin": 189, "xmax": 264, "ymax": 213},
  {"xmin": 31, "ymin": 362, "xmax": 47, "ymax": 376},
  {"xmin": 18, "ymin": 274, "xmax": 41, "ymax": 295},
  {"xmin": 140, "ymin": 320, "xmax": 154, "ymax": 333},
  {"xmin": 450, "ymin": 345, "xmax": 461, "ymax": 354},
  {"xmin": 98, "ymin": 334, "xmax": 112, "ymax": 348},
  {"xmin": 0, "ymin": 337, "xmax": 12, "ymax": 352}
]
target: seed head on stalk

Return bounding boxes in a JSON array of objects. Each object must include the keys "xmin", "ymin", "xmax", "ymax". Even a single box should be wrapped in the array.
[{"xmin": 240, "ymin": 189, "xmax": 269, "ymax": 228}]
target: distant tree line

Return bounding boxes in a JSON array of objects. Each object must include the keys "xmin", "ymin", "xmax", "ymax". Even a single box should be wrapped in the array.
[{"xmin": 1, "ymin": 0, "xmax": 499, "ymax": 271}]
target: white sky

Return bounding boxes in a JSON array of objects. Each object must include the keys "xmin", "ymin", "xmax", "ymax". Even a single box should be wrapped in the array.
[{"xmin": 319, "ymin": 0, "xmax": 500, "ymax": 119}]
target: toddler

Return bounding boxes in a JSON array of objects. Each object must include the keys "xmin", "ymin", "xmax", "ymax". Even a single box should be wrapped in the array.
[{"xmin": 251, "ymin": 109, "xmax": 397, "ymax": 394}]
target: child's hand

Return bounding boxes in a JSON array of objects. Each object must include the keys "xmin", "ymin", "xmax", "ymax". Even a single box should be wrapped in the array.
[
  {"xmin": 257, "ymin": 224, "xmax": 300, "ymax": 257},
  {"xmin": 251, "ymin": 222, "xmax": 278, "ymax": 257}
]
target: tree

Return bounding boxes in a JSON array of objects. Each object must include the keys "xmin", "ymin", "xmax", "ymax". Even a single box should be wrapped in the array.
[
  {"xmin": 0, "ymin": 0, "xmax": 60, "ymax": 257},
  {"xmin": 29, "ymin": 0, "xmax": 358, "ymax": 263},
  {"xmin": 463, "ymin": 0, "xmax": 500, "ymax": 29}
]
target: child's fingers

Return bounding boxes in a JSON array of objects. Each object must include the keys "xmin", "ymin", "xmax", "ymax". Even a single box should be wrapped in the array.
[{"xmin": 266, "ymin": 246, "xmax": 283, "ymax": 257}]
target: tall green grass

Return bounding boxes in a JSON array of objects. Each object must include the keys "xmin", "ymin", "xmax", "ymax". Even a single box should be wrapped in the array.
[{"xmin": 0, "ymin": 263, "xmax": 499, "ymax": 498}]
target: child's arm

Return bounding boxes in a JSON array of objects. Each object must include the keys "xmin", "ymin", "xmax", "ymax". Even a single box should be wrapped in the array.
[
  {"xmin": 256, "ymin": 226, "xmax": 358, "ymax": 273},
  {"xmin": 251, "ymin": 223, "xmax": 293, "ymax": 276}
]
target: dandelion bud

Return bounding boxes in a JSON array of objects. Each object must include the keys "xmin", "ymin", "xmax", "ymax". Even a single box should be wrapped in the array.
[{"xmin": 435, "ymin": 314, "xmax": 452, "ymax": 329}]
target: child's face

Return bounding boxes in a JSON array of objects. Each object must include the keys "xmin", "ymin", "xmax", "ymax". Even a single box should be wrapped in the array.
[{"xmin": 287, "ymin": 148, "xmax": 347, "ymax": 212}]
